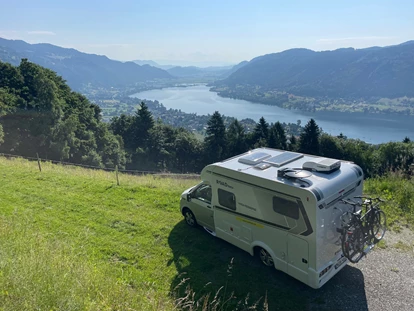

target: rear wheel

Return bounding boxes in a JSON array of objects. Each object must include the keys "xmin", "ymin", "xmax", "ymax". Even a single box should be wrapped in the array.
[
  {"xmin": 371, "ymin": 210, "xmax": 387, "ymax": 242},
  {"xmin": 342, "ymin": 226, "xmax": 365, "ymax": 263},
  {"xmin": 258, "ymin": 248, "xmax": 274, "ymax": 267},
  {"xmin": 183, "ymin": 209, "xmax": 197, "ymax": 228}
]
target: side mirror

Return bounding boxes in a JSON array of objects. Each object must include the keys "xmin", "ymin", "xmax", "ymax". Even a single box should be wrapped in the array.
[{"xmin": 187, "ymin": 193, "xmax": 191, "ymax": 202}]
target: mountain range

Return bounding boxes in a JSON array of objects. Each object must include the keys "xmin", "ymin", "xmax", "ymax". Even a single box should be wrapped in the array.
[
  {"xmin": 0, "ymin": 38, "xmax": 172, "ymax": 90},
  {"xmin": 132, "ymin": 60, "xmax": 241, "ymax": 78},
  {"xmin": 1, "ymin": 37, "xmax": 414, "ymax": 99},
  {"xmin": 216, "ymin": 41, "xmax": 414, "ymax": 99}
]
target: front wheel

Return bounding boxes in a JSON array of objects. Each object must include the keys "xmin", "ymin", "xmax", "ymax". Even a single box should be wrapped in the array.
[
  {"xmin": 258, "ymin": 248, "xmax": 274, "ymax": 267},
  {"xmin": 371, "ymin": 210, "xmax": 387, "ymax": 242},
  {"xmin": 183, "ymin": 209, "xmax": 197, "ymax": 228}
]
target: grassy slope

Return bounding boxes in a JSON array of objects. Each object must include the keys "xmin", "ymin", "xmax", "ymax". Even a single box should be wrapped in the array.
[{"xmin": 0, "ymin": 157, "xmax": 413, "ymax": 310}]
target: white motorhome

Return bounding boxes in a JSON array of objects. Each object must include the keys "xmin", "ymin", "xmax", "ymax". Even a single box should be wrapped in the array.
[{"xmin": 180, "ymin": 148, "xmax": 365, "ymax": 289}]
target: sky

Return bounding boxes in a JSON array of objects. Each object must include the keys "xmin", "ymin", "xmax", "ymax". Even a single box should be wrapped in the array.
[{"xmin": 1, "ymin": 0, "xmax": 414, "ymax": 66}]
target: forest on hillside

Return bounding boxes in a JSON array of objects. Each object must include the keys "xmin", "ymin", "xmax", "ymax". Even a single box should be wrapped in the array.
[{"xmin": 1, "ymin": 60, "xmax": 413, "ymax": 177}]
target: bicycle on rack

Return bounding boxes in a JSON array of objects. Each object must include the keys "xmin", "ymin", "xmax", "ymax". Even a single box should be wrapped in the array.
[{"xmin": 339, "ymin": 196, "xmax": 387, "ymax": 263}]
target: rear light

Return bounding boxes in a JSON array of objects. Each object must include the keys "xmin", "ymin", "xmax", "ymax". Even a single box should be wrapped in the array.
[{"xmin": 319, "ymin": 265, "xmax": 333, "ymax": 278}]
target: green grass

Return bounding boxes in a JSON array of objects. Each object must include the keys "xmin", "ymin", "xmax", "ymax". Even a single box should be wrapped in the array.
[
  {"xmin": 1, "ymin": 157, "xmax": 413, "ymax": 310},
  {"xmin": 364, "ymin": 174, "xmax": 414, "ymax": 228},
  {"xmin": 0, "ymin": 157, "xmax": 284, "ymax": 310}
]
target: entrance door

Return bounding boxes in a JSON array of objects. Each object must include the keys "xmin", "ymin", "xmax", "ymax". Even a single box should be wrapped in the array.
[{"xmin": 287, "ymin": 235, "xmax": 309, "ymax": 284}]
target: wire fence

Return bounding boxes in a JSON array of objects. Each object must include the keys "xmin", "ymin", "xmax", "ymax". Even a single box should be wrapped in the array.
[{"xmin": 0, "ymin": 152, "xmax": 200, "ymax": 180}]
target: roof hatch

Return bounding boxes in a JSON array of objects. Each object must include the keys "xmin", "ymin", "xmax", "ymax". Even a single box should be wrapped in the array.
[{"xmin": 238, "ymin": 152, "xmax": 271, "ymax": 165}]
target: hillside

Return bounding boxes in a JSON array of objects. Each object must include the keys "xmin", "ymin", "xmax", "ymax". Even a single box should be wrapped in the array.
[
  {"xmin": 216, "ymin": 41, "xmax": 414, "ymax": 99},
  {"xmin": 0, "ymin": 156, "xmax": 413, "ymax": 310},
  {"xmin": 0, "ymin": 38, "xmax": 172, "ymax": 90}
]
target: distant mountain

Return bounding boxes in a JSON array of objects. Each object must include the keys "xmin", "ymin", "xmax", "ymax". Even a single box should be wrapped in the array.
[
  {"xmin": 166, "ymin": 65, "xmax": 239, "ymax": 78},
  {"xmin": 132, "ymin": 59, "xmax": 160, "ymax": 67},
  {"xmin": 167, "ymin": 66, "xmax": 206, "ymax": 77},
  {"xmin": 220, "ymin": 61, "xmax": 249, "ymax": 78},
  {"xmin": 0, "ymin": 38, "xmax": 172, "ymax": 90},
  {"xmin": 216, "ymin": 42, "xmax": 414, "ymax": 98}
]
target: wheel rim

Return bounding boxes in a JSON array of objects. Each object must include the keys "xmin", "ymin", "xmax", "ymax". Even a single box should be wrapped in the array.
[
  {"xmin": 185, "ymin": 212, "xmax": 195, "ymax": 226},
  {"xmin": 373, "ymin": 211, "xmax": 387, "ymax": 241},
  {"xmin": 348, "ymin": 230, "xmax": 364, "ymax": 263},
  {"xmin": 342, "ymin": 227, "xmax": 364, "ymax": 263},
  {"xmin": 259, "ymin": 249, "xmax": 274, "ymax": 266}
]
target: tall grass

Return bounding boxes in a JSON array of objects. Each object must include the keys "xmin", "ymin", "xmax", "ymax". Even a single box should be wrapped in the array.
[
  {"xmin": 364, "ymin": 172, "xmax": 414, "ymax": 228},
  {"xmin": 0, "ymin": 214, "xmax": 175, "ymax": 311},
  {"xmin": 0, "ymin": 157, "xmax": 270, "ymax": 311}
]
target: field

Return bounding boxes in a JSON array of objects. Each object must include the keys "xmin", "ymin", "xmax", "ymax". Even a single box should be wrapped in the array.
[{"xmin": 0, "ymin": 157, "xmax": 413, "ymax": 310}]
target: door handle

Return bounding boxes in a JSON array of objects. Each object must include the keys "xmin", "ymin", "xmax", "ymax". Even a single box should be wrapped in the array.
[
  {"xmin": 207, "ymin": 206, "xmax": 211, "ymax": 208},
  {"xmin": 281, "ymin": 252, "xmax": 285, "ymax": 259}
]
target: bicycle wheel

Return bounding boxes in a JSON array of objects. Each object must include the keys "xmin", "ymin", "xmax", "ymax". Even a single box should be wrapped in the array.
[
  {"xmin": 370, "ymin": 210, "xmax": 387, "ymax": 242},
  {"xmin": 342, "ymin": 226, "xmax": 365, "ymax": 263}
]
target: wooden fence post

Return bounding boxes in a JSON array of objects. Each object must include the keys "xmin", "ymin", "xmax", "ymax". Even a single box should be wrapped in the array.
[
  {"xmin": 36, "ymin": 153, "xmax": 42, "ymax": 172},
  {"xmin": 115, "ymin": 165, "xmax": 120, "ymax": 186}
]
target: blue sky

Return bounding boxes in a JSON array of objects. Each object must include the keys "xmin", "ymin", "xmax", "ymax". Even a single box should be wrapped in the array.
[{"xmin": 1, "ymin": 0, "xmax": 413, "ymax": 66}]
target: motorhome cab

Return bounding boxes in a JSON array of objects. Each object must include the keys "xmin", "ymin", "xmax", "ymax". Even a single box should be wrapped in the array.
[{"xmin": 180, "ymin": 148, "xmax": 364, "ymax": 289}]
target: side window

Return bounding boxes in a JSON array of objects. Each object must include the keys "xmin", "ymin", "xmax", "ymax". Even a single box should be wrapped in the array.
[
  {"xmin": 273, "ymin": 195, "xmax": 300, "ymax": 220},
  {"xmin": 218, "ymin": 189, "xmax": 236, "ymax": 210},
  {"xmin": 194, "ymin": 184, "xmax": 212, "ymax": 203}
]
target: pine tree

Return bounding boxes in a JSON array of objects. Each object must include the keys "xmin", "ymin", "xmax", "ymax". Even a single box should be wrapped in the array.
[
  {"xmin": 204, "ymin": 111, "xmax": 226, "ymax": 163},
  {"xmin": 289, "ymin": 135, "xmax": 297, "ymax": 151},
  {"xmin": 226, "ymin": 119, "xmax": 247, "ymax": 157},
  {"xmin": 131, "ymin": 102, "xmax": 154, "ymax": 149},
  {"xmin": 299, "ymin": 118, "xmax": 320, "ymax": 155},
  {"xmin": 253, "ymin": 117, "xmax": 269, "ymax": 144},
  {"xmin": 268, "ymin": 122, "xmax": 287, "ymax": 150}
]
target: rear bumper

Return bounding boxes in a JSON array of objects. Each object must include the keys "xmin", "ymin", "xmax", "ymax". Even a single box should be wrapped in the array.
[{"xmin": 308, "ymin": 255, "xmax": 349, "ymax": 289}]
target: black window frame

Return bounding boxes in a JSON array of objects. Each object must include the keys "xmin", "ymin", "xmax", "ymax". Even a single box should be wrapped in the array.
[
  {"xmin": 217, "ymin": 188, "xmax": 236, "ymax": 210},
  {"xmin": 272, "ymin": 195, "xmax": 300, "ymax": 220}
]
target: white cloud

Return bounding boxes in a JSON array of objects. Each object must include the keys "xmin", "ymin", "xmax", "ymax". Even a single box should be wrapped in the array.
[{"xmin": 27, "ymin": 31, "xmax": 56, "ymax": 36}]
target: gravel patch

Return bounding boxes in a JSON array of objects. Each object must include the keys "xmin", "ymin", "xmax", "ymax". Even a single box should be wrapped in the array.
[{"xmin": 307, "ymin": 231, "xmax": 414, "ymax": 311}]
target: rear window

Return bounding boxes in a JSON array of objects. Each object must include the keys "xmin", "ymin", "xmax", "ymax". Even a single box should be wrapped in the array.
[
  {"xmin": 218, "ymin": 189, "xmax": 236, "ymax": 210},
  {"xmin": 273, "ymin": 195, "xmax": 300, "ymax": 220}
]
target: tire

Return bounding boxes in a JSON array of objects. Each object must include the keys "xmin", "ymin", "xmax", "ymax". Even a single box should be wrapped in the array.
[
  {"xmin": 371, "ymin": 210, "xmax": 387, "ymax": 243},
  {"xmin": 258, "ymin": 248, "xmax": 274, "ymax": 267},
  {"xmin": 342, "ymin": 226, "xmax": 365, "ymax": 264},
  {"xmin": 183, "ymin": 209, "xmax": 197, "ymax": 228}
]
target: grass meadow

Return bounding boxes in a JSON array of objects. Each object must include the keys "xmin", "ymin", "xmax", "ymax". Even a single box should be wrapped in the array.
[{"xmin": 0, "ymin": 157, "xmax": 412, "ymax": 310}]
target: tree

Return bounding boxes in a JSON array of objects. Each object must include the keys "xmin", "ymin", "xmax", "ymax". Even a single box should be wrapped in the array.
[
  {"xmin": 204, "ymin": 111, "xmax": 226, "ymax": 163},
  {"xmin": 226, "ymin": 119, "xmax": 247, "ymax": 157},
  {"xmin": 130, "ymin": 102, "xmax": 154, "ymax": 149},
  {"xmin": 320, "ymin": 134, "xmax": 343, "ymax": 159},
  {"xmin": 268, "ymin": 122, "xmax": 287, "ymax": 150},
  {"xmin": 253, "ymin": 117, "xmax": 269, "ymax": 144},
  {"xmin": 289, "ymin": 135, "xmax": 297, "ymax": 151},
  {"xmin": 175, "ymin": 130, "xmax": 202, "ymax": 172},
  {"xmin": 0, "ymin": 59, "xmax": 125, "ymax": 168},
  {"xmin": 403, "ymin": 136, "xmax": 411, "ymax": 143},
  {"xmin": 299, "ymin": 119, "xmax": 320, "ymax": 155}
]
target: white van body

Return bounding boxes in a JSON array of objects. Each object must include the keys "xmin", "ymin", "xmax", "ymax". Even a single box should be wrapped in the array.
[{"xmin": 180, "ymin": 148, "xmax": 364, "ymax": 289}]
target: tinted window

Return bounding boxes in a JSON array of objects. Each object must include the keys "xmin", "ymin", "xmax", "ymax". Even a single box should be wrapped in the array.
[
  {"xmin": 273, "ymin": 195, "xmax": 300, "ymax": 220},
  {"xmin": 218, "ymin": 189, "xmax": 236, "ymax": 210}
]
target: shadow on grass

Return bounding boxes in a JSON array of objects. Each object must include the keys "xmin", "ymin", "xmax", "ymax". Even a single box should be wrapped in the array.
[{"xmin": 168, "ymin": 221, "xmax": 368, "ymax": 311}]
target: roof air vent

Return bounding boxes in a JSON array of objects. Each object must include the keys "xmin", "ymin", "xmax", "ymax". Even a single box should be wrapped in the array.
[{"xmin": 302, "ymin": 158, "xmax": 341, "ymax": 173}]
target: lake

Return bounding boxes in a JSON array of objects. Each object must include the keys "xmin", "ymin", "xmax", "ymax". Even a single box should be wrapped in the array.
[{"xmin": 132, "ymin": 85, "xmax": 414, "ymax": 144}]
